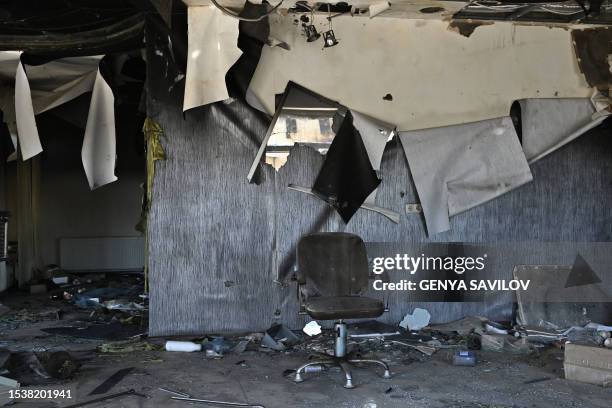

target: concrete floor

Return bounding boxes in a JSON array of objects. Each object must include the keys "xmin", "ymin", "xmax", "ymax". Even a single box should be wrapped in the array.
[
  {"xmin": 1, "ymin": 292, "xmax": 611, "ymax": 408},
  {"xmin": 6, "ymin": 348, "xmax": 612, "ymax": 408}
]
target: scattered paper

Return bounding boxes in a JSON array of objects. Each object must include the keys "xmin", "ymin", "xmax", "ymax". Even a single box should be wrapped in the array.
[
  {"xmin": 399, "ymin": 308, "xmax": 431, "ymax": 331},
  {"xmin": 303, "ymin": 320, "xmax": 322, "ymax": 336}
]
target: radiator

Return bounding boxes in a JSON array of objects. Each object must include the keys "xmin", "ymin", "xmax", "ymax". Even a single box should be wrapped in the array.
[{"xmin": 59, "ymin": 237, "xmax": 144, "ymax": 272}]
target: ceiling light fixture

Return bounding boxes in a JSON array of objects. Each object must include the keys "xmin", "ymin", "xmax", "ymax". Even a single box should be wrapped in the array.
[
  {"xmin": 302, "ymin": 9, "xmax": 320, "ymax": 42},
  {"xmin": 323, "ymin": 4, "xmax": 339, "ymax": 48}
]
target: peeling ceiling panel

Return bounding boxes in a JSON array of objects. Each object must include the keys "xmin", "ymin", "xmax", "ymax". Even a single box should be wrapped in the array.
[
  {"xmin": 519, "ymin": 98, "xmax": 601, "ymax": 163},
  {"xmin": 399, "ymin": 117, "xmax": 533, "ymax": 236},
  {"xmin": 351, "ymin": 110, "xmax": 394, "ymax": 172},
  {"xmin": 1, "ymin": 53, "xmax": 103, "ymax": 160},
  {"xmin": 14, "ymin": 60, "xmax": 42, "ymax": 160},
  {"xmin": 183, "ymin": 5, "xmax": 241, "ymax": 111},
  {"xmin": 350, "ymin": 110, "xmax": 395, "ymax": 205},
  {"xmin": 81, "ymin": 69, "xmax": 118, "ymax": 190},
  {"xmin": 0, "ymin": 52, "xmax": 118, "ymax": 189},
  {"xmin": 247, "ymin": 15, "xmax": 592, "ymax": 131}
]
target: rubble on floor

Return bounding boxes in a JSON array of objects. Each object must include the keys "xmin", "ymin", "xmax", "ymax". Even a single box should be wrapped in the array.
[
  {"xmin": 1, "ymin": 350, "xmax": 80, "ymax": 385},
  {"xmin": 0, "ymin": 271, "xmax": 147, "ymax": 354},
  {"xmin": 1, "ymin": 280, "xmax": 610, "ymax": 405}
]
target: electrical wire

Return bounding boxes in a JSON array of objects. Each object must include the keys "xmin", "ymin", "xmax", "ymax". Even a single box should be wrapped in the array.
[
  {"xmin": 468, "ymin": 1, "xmax": 586, "ymax": 16},
  {"xmin": 209, "ymin": 0, "xmax": 284, "ymax": 21}
]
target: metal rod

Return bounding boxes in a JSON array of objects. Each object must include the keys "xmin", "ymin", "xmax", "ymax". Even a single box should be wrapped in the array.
[
  {"xmin": 171, "ymin": 396, "xmax": 265, "ymax": 408},
  {"xmin": 159, "ymin": 387, "xmax": 191, "ymax": 398}
]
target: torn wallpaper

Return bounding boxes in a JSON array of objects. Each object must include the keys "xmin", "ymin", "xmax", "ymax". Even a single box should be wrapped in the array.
[
  {"xmin": 519, "ymin": 97, "xmax": 609, "ymax": 163},
  {"xmin": 399, "ymin": 117, "xmax": 533, "ymax": 235},
  {"xmin": 351, "ymin": 110, "xmax": 394, "ymax": 173},
  {"xmin": 183, "ymin": 5, "xmax": 241, "ymax": 111},
  {"xmin": 14, "ymin": 60, "xmax": 42, "ymax": 160},
  {"xmin": 350, "ymin": 110, "xmax": 395, "ymax": 205},
  {"xmin": 81, "ymin": 69, "xmax": 117, "ymax": 190},
  {"xmin": 312, "ymin": 111, "xmax": 381, "ymax": 223}
]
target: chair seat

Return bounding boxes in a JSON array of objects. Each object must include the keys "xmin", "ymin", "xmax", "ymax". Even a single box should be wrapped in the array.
[{"xmin": 304, "ymin": 296, "xmax": 384, "ymax": 320}]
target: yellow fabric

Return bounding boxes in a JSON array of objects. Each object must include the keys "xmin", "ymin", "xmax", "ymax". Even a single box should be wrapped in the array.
[{"xmin": 141, "ymin": 118, "xmax": 166, "ymax": 293}]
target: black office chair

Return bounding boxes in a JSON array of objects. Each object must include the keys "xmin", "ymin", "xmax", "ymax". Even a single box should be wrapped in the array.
[{"xmin": 294, "ymin": 232, "xmax": 391, "ymax": 389}]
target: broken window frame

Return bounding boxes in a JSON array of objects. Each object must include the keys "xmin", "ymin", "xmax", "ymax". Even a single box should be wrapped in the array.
[{"xmin": 247, "ymin": 81, "xmax": 342, "ymax": 182}]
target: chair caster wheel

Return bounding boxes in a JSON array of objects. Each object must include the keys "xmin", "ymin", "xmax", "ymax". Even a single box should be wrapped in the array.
[
  {"xmin": 383, "ymin": 370, "xmax": 391, "ymax": 379},
  {"xmin": 344, "ymin": 379, "xmax": 354, "ymax": 389},
  {"xmin": 294, "ymin": 373, "xmax": 304, "ymax": 383}
]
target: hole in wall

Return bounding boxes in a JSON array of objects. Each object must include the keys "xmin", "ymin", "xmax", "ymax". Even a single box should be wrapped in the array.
[{"xmin": 420, "ymin": 7, "xmax": 445, "ymax": 13}]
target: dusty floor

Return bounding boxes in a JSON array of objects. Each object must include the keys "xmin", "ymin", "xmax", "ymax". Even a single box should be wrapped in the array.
[{"xmin": 1, "ymin": 291, "xmax": 611, "ymax": 408}]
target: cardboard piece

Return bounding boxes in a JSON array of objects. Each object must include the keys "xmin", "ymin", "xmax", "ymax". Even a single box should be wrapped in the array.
[{"xmin": 564, "ymin": 343, "xmax": 612, "ymax": 387}]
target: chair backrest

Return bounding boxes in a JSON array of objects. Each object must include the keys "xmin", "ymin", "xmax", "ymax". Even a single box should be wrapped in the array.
[{"xmin": 297, "ymin": 232, "xmax": 369, "ymax": 297}]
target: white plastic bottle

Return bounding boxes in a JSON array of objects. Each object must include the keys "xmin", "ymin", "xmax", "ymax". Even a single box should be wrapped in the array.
[{"xmin": 165, "ymin": 341, "xmax": 202, "ymax": 352}]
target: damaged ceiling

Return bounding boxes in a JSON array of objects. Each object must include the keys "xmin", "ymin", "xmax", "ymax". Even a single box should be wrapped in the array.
[
  {"xmin": 179, "ymin": 0, "xmax": 611, "ymax": 235},
  {"xmin": 0, "ymin": 0, "xmax": 146, "ymax": 56},
  {"xmin": 184, "ymin": 0, "xmax": 612, "ymax": 24}
]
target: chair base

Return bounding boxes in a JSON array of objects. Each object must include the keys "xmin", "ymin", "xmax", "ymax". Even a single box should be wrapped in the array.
[
  {"xmin": 293, "ymin": 322, "xmax": 391, "ymax": 389},
  {"xmin": 294, "ymin": 355, "xmax": 391, "ymax": 389}
]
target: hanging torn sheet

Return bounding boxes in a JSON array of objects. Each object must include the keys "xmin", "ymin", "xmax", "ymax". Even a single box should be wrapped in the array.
[
  {"xmin": 312, "ymin": 110, "xmax": 381, "ymax": 223},
  {"xmin": 81, "ymin": 69, "xmax": 117, "ymax": 190},
  {"xmin": 20, "ymin": 56, "xmax": 99, "ymax": 114},
  {"xmin": 247, "ymin": 82, "xmax": 394, "ymax": 181},
  {"xmin": 183, "ymin": 5, "xmax": 241, "ymax": 111},
  {"xmin": 0, "ymin": 52, "xmax": 118, "ymax": 189},
  {"xmin": 13, "ymin": 55, "xmax": 101, "ymax": 160},
  {"xmin": 519, "ymin": 97, "xmax": 609, "ymax": 163},
  {"xmin": 399, "ymin": 117, "xmax": 533, "ymax": 236},
  {"xmin": 247, "ymin": 81, "xmax": 398, "ymax": 222},
  {"xmin": 350, "ymin": 110, "xmax": 395, "ymax": 204},
  {"xmin": 14, "ymin": 59, "xmax": 42, "ymax": 160}
]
